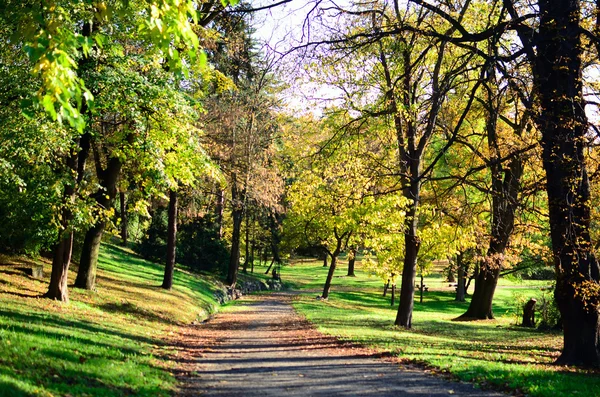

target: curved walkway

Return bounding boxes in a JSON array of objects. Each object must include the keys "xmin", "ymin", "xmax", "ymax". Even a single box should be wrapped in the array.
[{"xmin": 174, "ymin": 293, "xmax": 505, "ymax": 396}]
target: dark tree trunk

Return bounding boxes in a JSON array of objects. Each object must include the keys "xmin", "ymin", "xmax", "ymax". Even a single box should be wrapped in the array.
[
  {"xmin": 459, "ymin": 67, "xmax": 523, "ymax": 319},
  {"xmin": 533, "ymin": 0, "xmax": 600, "ymax": 366},
  {"xmin": 44, "ymin": 231, "xmax": 74, "ymax": 302},
  {"xmin": 162, "ymin": 189, "xmax": 178, "ymax": 290},
  {"xmin": 419, "ymin": 273, "xmax": 424, "ymax": 304},
  {"xmin": 75, "ymin": 145, "xmax": 124, "ymax": 290},
  {"xmin": 396, "ymin": 183, "xmax": 420, "ymax": 328},
  {"xmin": 383, "ymin": 279, "xmax": 390, "ymax": 297},
  {"xmin": 45, "ymin": 132, "xmax": 90, "ymax": 301},
  {"xmin": 264, "ymin": 257, "xmax": 274, "ymax": 275},
  {"xmin": 227, "ymin": 176, "xmax": 244, "ymax": 286},
  {"xmin": 243, "ymin": 210, "xmax": 250, "ymax": 273},
  {"xmin": 215, "ymin": 187, "xmax": 224, "ymax": 240},
  {"xmin": 251, "ymin": 247, "xmax": 255, "ymax": 273},
  {"xmin": 321, "ymin": 254, "xmax": 338, "ymax": 299},
  {"xmin": 75, "ymin": 221, "xmax": 105, "ymax": 290},
  {"xmin": 455, "ymin": 252, "xmax": 466, "ymax": 302},
  {"xmin": 119, "ymin": 191, "xmax": 128, "ymax": 246},
  {"xmin": 390, "ymin": 284, "xmax": 396, "ymax": 306},
  {"xmin": 522, "ymin": 299, "xmax": 537, "ymax": 328},
  {"xmin": 347, "ymin": 246, "xmax": 356, "ymax": 276},
  {"xmin": 322, "ymin": 251, "xmax": 328, "ymax": 267},
  {"xmin": 321, "ymin": 230, "xmax": 351, "ymax": 299}
]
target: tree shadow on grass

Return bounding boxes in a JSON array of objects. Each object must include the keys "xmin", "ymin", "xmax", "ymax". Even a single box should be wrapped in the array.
[
  {"xmin": 99, "ymin": 301, "xmax": 179, "ymax": 325},
  {"xmin": 0, "ymin": 308, "xmax": 158, "ymax": 348}
]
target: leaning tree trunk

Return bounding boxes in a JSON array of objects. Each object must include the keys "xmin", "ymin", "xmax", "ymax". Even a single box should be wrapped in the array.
[
  {"xmin": 321, "ymin": 230, "xmax": 351, "ymax": 299},
  {"xmin": 75, "ymin": 150, "xmax": 124, "ymax": 290},
  {"xmin": 162, "ymin": 189, "xmax": 178, "ymax": 290},
  {"xmin": 321, "ymin": 253, "xmax": 338, "ymax": 299},
  {"xmin": 533, "ymin": 0, "xmax": 600, "ymax": 366}
]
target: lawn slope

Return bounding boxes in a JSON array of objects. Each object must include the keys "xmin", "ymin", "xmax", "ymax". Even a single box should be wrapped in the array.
[
  {"xmin": 284, "ymin": 259, "xmax": 600, "ymax": 397},
  {"xmin": 0, "ymin": 243, "xmax": 222, "ymax": 397}
]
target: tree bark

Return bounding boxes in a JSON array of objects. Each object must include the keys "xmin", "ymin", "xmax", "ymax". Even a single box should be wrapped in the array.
[
  {"xmin": 45, "ymin": 231, "xmax": 74, "ymax": 302},
  {"xmin": 533, "ymin": 0, "xmax": 600, "ymax": 366},
  {"xmin": 75, "ymin": 145, "xmax": 124, "ymax": 290},
  {"xmin": 455, "ymin": 252, "xmax": 466, "ymax": 302},
  {"xmin": 162, "ymin": 189, "xmax": 178, "ymax": 290},
  {"xmin": 227, "ymin": 175, "xmax": 244, "ymax": 286},
  {"xmin": 322, "ymin": 250, "xmax": 328, "ymax": 267},
  {"xmin": 321, "ymin": 230, "xmax": 351, "ymax": 299},
  {"xmin": 243, "ymin": 210, "xmax": 250, "ymax": 273},
  {"xmin": 45, "ymin": 132, "xmax": 90, "ymax": 301},
  {"xmin": 75, "ymin": 221, "xmax": 105, "ymax": 290},
  {"xmin": 215, "ymin": 187, "xmax": 224, "ymax": 240},
  {"xmin": 459, "ymin": 60, "xmax": 523, "ymax": 319},
  {"xmin": 347, "ymin": 246, "xmax": 356, "ymax": 276},
  {"xmin": 383, "ymin": 279, "xmax": 390, "ymax": 297},
  {"xmin": 395, "ymin": 183, "xmax": 420, "ymax": 328}
]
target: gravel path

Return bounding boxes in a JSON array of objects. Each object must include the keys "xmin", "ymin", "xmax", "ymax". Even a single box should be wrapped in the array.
[{"xmin": 174, "ymin": 293, "xmax": 505, "ymax": 396}]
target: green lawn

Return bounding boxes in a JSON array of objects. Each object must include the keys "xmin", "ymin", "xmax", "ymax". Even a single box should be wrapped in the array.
[
  {"xmin": 0, "ymin": 243, "xmax": 222, "ymax": 397},
  {"xmin": 283, "ymin": 258, "xmax": 600, "ymax": 397}
]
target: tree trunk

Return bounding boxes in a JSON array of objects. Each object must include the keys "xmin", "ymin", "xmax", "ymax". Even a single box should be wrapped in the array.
[
  {"xmin": 395, "ymin": 182, "xmax": 420, "ymax": 328},
  {"xmin": 322, "ymin": 251, "xmax": 328, "ymax": 267},
  {"xmin": 347, "ymin": 246, "xmax": 356, "ymax": 276},
  {"xmin": 250, "ymin": 244, "xmax": 255, "ymax": 273},
  {"xmin": 227, "ymin": 177, "xmax": 244, "ymax": 286},
  {"xmin": 45, "ymin": 132, "xmax": 90, "ymax": 301},
  {"xmin": 119, "ymin": 191, "xmax": 128, "ymax": 246},
  {"xmin": 44, "ymin": 232, "xmax": 73, "ymax": 301},
  {"xmin": 321, "ymin": 254, "xmax": 337, "ymax": 299},
  {"xmin": 383, "ymin": 279, "xmax": 390, "ymax": 296},
  {"xmin": 459, "ymin": 66, "xmax": 523, "ymax": 319},
  {"xmin": 243, "ymin": 210, "xmax": 250, "ymax": 273},
  {"xmin": 75, "ymin": 147, "xmax": 124, "ymax": 290},
  {"xmin": 533, "ymin": 0, "xmax": 600, "ymax": 367},
  {"xmin": 74, "ymin": 221, "xmax": 105, "ymax": 290},
  {"xmin": 161, "ymin": 189, "xmax": 178, "ymax": 290},
  {"xmin": 455, "ymin": 253, "xmax": 466, "ymax": 302},
  {"xmin": 215, "ymin": 187, "xmax": 224, "ymax": 240},
  {"xmin": 265, "ymin": 257, "xmax": 274, "ymax": 275},
  {"xmin": 390, "ymin": 284, "xmax": 396, "ymax": 306},
  {"xmin": 321, "ymin": 230, "xmax": 350, "ymax": 299},
  {"xmin": 522, "ymin": 299, "xmax": 537, "ymax": 328},
  {"xmin": 419, "ymin": 273, "xmax": 424, "ymax": 304}
]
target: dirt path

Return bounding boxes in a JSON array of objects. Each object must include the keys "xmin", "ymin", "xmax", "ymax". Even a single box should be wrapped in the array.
[{"xmin": 173, "ymin": 293, "xmax": 505, "ymax": 396}]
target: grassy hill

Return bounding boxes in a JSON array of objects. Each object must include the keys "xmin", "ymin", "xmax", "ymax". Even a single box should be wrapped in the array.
[{"xmin": 0, "ymin": 243, "xmax": 223, "ymax": 397}]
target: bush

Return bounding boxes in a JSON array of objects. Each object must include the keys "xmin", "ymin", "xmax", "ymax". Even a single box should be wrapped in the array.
[
  {"xmin": 138, "ymin": 207, "xmax": 168, "ymax": 263},
  {"xmin": 137, "ymin": 210, "xmax": 229, "ymax": 273},
  {"xmin": 177, "ymin": 215, "xmax": 229, "ymax": 273}
]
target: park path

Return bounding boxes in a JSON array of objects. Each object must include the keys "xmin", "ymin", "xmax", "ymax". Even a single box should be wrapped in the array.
[{"xmin": 173, "ymin": 293, "xmax": 505, "ymax": 397}]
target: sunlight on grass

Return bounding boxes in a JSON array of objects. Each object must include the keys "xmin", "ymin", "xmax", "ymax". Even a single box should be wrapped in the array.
[
  {"xmin": 284, "ymin": 258, "xmax": 599, "ymax": 397},
  {"xmin": 0, "ymin": 243, "xmax": 221, "ymax": 396}
]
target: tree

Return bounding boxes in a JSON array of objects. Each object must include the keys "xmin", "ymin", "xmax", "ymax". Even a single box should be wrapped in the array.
[{"xmin": 405, "ymin": 0, "xmax": 600, "ymax": 367}]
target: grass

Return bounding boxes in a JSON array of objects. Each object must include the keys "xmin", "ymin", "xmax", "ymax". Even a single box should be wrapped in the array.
[
  {"xmin": 282, "ymin": 258, "xmax": 600, "ymax": 397},
  {"xmin": 0, "ymin": 243, "xmax": 223, "ymax": 397}
]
